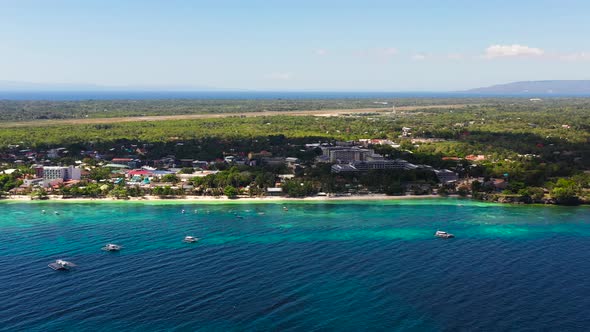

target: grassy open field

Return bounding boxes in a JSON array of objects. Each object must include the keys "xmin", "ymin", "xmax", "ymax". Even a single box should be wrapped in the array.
[{"xmin": 0, "ymin": 104, "xmax": 471, "ymax": 128}]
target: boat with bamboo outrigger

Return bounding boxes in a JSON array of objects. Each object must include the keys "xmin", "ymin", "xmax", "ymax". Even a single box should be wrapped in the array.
[
  {"xmin": 48, "ymin": 259, "xmax": 77, "ymax": 271},
  {"xmin": 183, "ymin": 236, "xmax": 199, "ymax": 243},
  {"xmin": 435, "ymin": 230, "xmax": 455, "ymax": 239},
  {"xmin": 101, "ymin": 243, "xmax": 123, "ymax": 252}
]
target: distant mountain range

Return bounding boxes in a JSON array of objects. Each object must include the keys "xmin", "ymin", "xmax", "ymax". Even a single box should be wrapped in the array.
[{"xmin": 465, "ymin": 80, "xmax": 590, "ymax": 95}]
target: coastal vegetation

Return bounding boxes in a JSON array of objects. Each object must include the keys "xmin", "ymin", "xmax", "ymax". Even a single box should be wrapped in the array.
[{"xmin": 2, "ymin": 98, "xmax": 590, "ymax": 204}]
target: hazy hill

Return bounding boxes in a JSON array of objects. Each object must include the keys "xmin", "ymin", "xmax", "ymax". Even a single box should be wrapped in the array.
[{"xmin": 465, "ymin": 80, "xmax": 590, "ymax": 95}]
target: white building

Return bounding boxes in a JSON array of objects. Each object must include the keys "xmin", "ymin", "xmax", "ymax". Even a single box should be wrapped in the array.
[
  {"xmin": 266, "ymin": 187, "xmax": 283, "ymax": 196},
  {"xmin": 43, "ymin": 166, "xmax": 81, "ymax": 181},
  {"xmin": 321, "ymin": 147, "xmax": 384, "ymax": 163}
]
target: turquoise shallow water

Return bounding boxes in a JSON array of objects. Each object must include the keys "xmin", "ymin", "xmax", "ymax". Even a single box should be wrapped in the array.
[{"xmin": 1, "ymin": 199, "xmax": 590, "ymax": 331}]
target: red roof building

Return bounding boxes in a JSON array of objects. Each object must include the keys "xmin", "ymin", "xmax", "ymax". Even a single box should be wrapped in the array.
[{"xmin": 127, "ymin": 170, "xmax": 153, "ymax": 176}]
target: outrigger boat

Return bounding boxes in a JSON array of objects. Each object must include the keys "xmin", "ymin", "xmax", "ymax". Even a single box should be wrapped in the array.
[
  {"xmin": 435, "ymin": 230, "xmax": 455, "ymax": 239},
  {"xmin": 101, "ymin": 243, "xmax": 123, "ymax": 252},
  {"xmin": 183, "ymin": 236, "xmax": 199, "ymax": 243},
  {"xmin": 48, "ymin": 259, "xmax": 77, "ymax": 271}
]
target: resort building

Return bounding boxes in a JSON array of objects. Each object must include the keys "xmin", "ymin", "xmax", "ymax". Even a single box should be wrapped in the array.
[
  {"xmin": 320, "ymin": 147, "xmax": 384, "ymax": 163},
  {"xmin": 42, "ymin": 166, "xmax": 81, "ymax": 181},
  {"xmin": 434, "ymin": 169, "xmax": 459, "ymax": 184},
  {"xmin": 331, "ymin": 159, "xmax": 418, "ymax": 173},
  {"xmin": 266, "ymin": 187, "xmax": 284, "ymax": 196}
]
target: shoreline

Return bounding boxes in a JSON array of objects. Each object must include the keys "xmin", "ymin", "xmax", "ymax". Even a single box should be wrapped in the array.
[
  {"xmin": 0, "ymin": 195, "xmax": 584, "ymax": 208},
  {"xmin": 1, "ymin": 194, "xmax": 454, "ymax": 204}
]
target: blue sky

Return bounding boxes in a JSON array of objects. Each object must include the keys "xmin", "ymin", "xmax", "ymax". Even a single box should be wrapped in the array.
[{"xmin": 1, "ymin": 0, "xmax": 589, "ymax": 91}]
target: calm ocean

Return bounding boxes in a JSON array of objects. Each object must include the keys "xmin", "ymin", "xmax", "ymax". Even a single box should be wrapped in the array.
[
  {"xmin": 0, "ymin": 91, "xmax": 466, "ymax": 101},
  {"xmin": 0, "ymin": 91, "xmax": 587, "ymax": 101},
  {"xmin": 1, "ymin": 199, "xmax": 589, "ymax": 331}
]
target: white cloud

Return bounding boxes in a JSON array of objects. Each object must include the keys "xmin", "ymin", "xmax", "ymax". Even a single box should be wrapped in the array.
[
  {"xmin": 411, "ymin": 54, "xmax": 427, "ymax": 61},
  {"xmin": 483, "ymin": 44, "xmax": 544, "ymax": 58},
  {"xmin": 560, "ymin": 52, "xmax": 590, "ymax": 61},
  {"xmin": 315, "ymin": 49, "xmax": 328, "ymax": 56},
  {"xmin": 265, "ymin": 72, "xmax": 292, "ymax": 80}
]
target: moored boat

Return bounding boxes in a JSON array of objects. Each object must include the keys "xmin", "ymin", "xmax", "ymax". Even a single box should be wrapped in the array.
[
  {"xmin": 101, "ymin": 243, "xmax": 123, "ymax": 252},
  {"xmin": 183, "ymin": 236, "xmax": 199, "ymax": 243},
  {"xmin": 435, "ymin": 230, "xmax": 454, "ymax": 239},
  {"xmin": 48, "ymin": 259, "xmax": 77, "ymax": 270}
]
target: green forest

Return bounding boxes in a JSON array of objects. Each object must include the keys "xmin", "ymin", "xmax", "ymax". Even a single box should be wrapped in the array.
[{"xmin": 0, "ymin": 97, "xmax": 500, "ymax": 121}]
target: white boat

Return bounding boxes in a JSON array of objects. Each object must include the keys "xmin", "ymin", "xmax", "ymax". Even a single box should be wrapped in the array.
[
  {"xmin": 183, "ymin": 236, "xmax": 199, "ymax": 243},
  {"xmin": 435, "ymin": 230, "xmax": 455, "ymax": 239},
  {"xmin": 101, "ymin": 243, "xmax": 123, "ymax": 251},
  {"xmin": 48, "ymin": 259, "xmax": 77, "ymax": 270}
]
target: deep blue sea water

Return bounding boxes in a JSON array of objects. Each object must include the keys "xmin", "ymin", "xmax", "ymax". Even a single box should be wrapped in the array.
[
  {"xmin": 0, "ymin": 91, "xmax": 469, "ymax": 101},
  {"xmin": 1, "ymin": 199, "xmax": 590, "ymax": 331}
]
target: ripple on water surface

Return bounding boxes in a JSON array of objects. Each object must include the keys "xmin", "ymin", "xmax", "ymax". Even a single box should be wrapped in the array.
[{"xmin": 1, "ymin": 200, "xmax": 590, "ymax": 330}]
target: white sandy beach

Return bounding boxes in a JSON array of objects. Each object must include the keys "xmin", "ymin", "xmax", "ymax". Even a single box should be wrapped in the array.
[{"xmin": 2, "ymin": 194, "xmax": 446, "ymax": 203}]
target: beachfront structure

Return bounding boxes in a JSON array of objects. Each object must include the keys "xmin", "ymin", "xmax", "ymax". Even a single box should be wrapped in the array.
[
  {"xmin": 266, "ymin": 187, "xmax": 283, "ymax": 196},
  {"xmin": 434, "ymin": 169, "xmax": 459, "ymax": 184},
  {"xmin": 42, "ymin": 166, "xmax": 81, "ymax": 181},
  {"xmin": 331, "ymin": 159, "xmax": 418, "ymax": 173}
]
